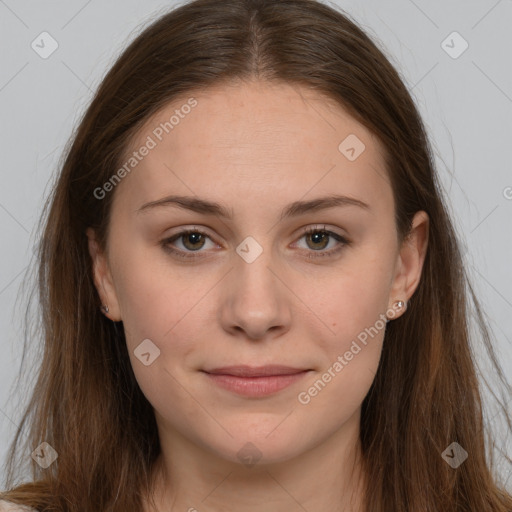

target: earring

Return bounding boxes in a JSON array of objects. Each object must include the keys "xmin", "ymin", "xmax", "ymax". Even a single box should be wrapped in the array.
[
  {"xmin": 386, "ymin": 299, "xmax": 407, "ymax": 322},
  {"xmin": 394, "ymin": 300, "xmax": 407, "ymax": 310},
  {"xmin": 101, "ymin": 304, "xmax": 109, "ymax": 314}
]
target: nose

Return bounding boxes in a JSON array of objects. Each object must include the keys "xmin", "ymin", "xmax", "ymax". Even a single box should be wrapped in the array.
[{"xmin": 218, "ymin": 244, "xmax": 293, "ymax": 341}]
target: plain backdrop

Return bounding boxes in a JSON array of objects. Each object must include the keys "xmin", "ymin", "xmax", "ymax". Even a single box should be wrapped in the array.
[{"xmin": 0, "ymin": 0, "xmax": 511, "ymax": 488}]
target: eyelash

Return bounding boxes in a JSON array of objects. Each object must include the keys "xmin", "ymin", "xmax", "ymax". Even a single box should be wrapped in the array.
[{"xmin": 160, "ymin": 225, "xmax": 350, "ymax": 261}]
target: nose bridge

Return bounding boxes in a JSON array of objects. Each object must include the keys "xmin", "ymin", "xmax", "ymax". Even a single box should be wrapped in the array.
[
  {"xmin": 234, "ymin": 233, "xmax": 281, "ymax": 305},
  {"xmin": 219, "ymin": 232, "xmax": 292, "ymax": 339}
]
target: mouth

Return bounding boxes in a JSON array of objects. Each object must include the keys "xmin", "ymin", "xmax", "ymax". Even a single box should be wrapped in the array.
[
  {"xmin": 201, "ymin": 365, "xmax": 312, "ymax": 397},
  {"xmin": 204, "ymin": 365, "xmax": 309, "ymax": 377}
]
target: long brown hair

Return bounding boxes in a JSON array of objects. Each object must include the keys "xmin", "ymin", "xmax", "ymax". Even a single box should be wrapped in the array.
[{"xmin": 1, "ymin": 0, "xmax": 511, "ymax": 510}]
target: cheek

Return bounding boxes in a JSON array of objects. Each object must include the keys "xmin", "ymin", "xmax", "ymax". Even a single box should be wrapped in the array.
[
  {"xmin": 111, "ymin": 244, "xmax": 209, "ymax": 377},
  {"xmin": 115, "ymin": 267, "xmax": 172, "ymax": 343},
  {"xmin": 114, "ymin": 255, "xmax": 202, "ymax": 418},
  {"xmin": 298, "ymin": 255, "xmax": 392, "ymax": 348},
  {"xmin": 111, "ymin": 240, "xmax": 191, "ymax": 340},
  {"xmin": 295, "ymin": 278, "xmax": 387, "ymax": 432},
  {"xmin": 292, "ymin": 251, "xmax": 391, "ymax": 406}
]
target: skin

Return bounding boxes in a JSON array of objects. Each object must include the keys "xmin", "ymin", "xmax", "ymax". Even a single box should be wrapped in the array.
[{"xmin": 87, "ymin": 80, "xmax": 429, "ymax": 512}]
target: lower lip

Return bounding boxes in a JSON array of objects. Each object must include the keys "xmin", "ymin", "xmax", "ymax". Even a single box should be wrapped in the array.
[{"xmin": 203, "ymin": 371, "xmax": 310, "ymax": 397}]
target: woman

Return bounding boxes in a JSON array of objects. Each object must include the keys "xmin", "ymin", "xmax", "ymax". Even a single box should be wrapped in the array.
[{"xmin": 1, "ymin": 0, "xmax": 511, "ymax": 510}]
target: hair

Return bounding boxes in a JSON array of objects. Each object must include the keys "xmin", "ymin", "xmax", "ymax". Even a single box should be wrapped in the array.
[{"xmin": 1, "ymin": 0, "xmax": 511, "ymax": 510}]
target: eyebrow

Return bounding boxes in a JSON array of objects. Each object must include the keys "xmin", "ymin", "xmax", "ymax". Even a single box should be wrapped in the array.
[{"xmin": 136, "ymin": 194, "xmax": 370, "ymax": 221}]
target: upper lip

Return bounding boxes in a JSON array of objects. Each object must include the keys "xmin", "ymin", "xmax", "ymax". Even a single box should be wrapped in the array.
[{"xmin": 203, "ymin": 365, "xmax": 309, "ymax": 377}]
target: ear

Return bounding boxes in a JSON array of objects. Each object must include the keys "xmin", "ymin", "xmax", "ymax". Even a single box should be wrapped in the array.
[
  {"xmin": 86, "ymin": 227, "xmax": 122, "ymax": 321},
  {"xmin": 388, "ymin": 210, "xmax": 429, "ymax": 318}
]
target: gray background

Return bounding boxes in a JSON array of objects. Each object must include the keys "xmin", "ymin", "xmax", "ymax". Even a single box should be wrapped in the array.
[{"xmin": 1, "ymin": 0, "xmax": 511, "ymax": 487}]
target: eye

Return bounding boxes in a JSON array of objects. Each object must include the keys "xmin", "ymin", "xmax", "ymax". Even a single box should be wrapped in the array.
[
  {"xmin": 160, "ymin": 224, "xmax": 350, "ymax": 261},
  {"xmin": 161, "ymin": 227, "xmax": 217, "ymax": 260},
  {"xmin": 293, "ymin": 225, "xmax": 349, "ymax": 259}
]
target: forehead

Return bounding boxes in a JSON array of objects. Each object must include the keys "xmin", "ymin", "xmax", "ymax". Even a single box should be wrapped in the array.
[{"xmin": 113, "ymin": 81, "xmax": 392, "ymax": 217}]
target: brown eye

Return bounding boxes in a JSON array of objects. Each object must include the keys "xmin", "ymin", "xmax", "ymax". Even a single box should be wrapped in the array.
[
  {"xmin": 161, "ymin": 228, "xmax": 216, "ymax": 260},
  {"xmin": 305, "ymin": 230, "xmax": 330, "ymax": 250},
  {"xmin": 295, "ymin": 225, "xmax": 350, "ymax": 259},
  {"xmin": 181, "ymin": 232, "xmax": 206, "ymax": 251}
]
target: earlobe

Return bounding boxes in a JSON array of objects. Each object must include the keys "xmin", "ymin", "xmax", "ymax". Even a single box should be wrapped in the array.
[{"xmin": 86, "ymin": 228, "xmax": 122, "ymax": 321}]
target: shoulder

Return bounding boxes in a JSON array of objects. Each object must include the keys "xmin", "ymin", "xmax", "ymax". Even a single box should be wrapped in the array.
[{"xmin": 0, "ymin": 500, "xmax": 37, "ymax": 512}]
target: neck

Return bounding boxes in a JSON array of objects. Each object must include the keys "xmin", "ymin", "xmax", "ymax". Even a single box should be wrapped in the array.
[{"xmin": 144, "ymin": 412, "xmax": 366, "ymax": 512}]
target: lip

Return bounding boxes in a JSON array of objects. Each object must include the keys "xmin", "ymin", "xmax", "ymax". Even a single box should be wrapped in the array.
[
  {"xmin": 204, "ymin": 365, "xmax": 308, "ymax": 377},
  {"xmin": 201, "ymin": 365, "xmax": 311, "ymax": 397}
]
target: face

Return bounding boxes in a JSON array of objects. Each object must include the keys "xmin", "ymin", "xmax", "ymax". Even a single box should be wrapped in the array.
[{"xmin": 88, "ymin": 80, "xmax": 428, "ymax": 467}]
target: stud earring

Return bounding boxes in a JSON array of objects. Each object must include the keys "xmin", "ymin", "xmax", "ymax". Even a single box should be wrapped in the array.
[
  {"xmin": 394, "ymin": 300, "xmax": 406, "ymax": 310},
  {"xmin": 101, "ymin": 304, "xmax": 109, "ymax": 314},
  {"xmin": 386, "ymin": 299, "xmax": 408, "ymax": 322}
]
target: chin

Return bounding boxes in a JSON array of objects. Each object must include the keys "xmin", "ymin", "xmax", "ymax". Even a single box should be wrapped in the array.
[{"xmin": 204, "ymin": 424, "xmax": 310, "ymax": 467}]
